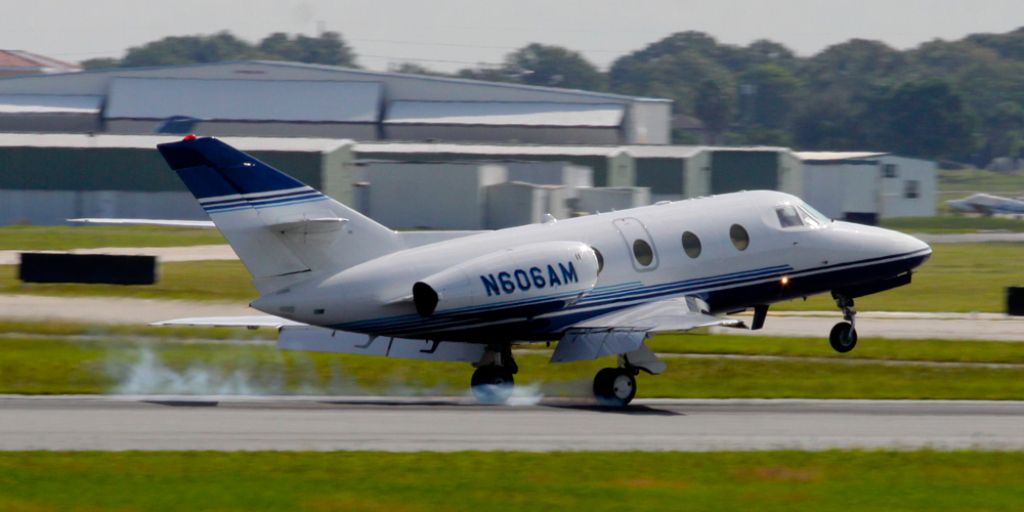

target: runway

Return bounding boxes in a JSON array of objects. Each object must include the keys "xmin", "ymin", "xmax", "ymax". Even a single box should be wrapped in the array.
[{"xmin": 2, "ymin": 395, "xmax": 1023, "ymax": 452}]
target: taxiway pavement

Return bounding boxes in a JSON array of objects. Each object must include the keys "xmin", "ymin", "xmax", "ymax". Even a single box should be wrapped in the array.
[{"xmin": 1, "ymin": 395, "xmax": 1022, "ymax": 452}]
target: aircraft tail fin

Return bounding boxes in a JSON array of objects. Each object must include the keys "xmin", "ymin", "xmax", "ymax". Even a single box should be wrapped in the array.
[{"xmin": 157, "ymin": 136, "xmax": 400, "ymax": 293}]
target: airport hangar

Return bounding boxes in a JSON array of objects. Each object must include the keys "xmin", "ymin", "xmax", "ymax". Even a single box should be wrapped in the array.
[
  {"xmin": 0, "ymin": 60, "xmax": 935, "ymax": 228},
  {"xmin": 0, "ymin": 60, "xmax": 670, "ymax": 144}
]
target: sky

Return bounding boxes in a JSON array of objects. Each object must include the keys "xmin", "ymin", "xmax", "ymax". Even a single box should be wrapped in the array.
[{"xmin": 4, "ymin": 0, "xmax": 1024, "ymax": 71}]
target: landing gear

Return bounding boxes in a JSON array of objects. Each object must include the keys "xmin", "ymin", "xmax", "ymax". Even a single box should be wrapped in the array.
[
  {"xmin": 470, "ymin": 345, "xmax": 518, "ymax": 404},
  {"xmin": 470, "ymin": 365, "xmax": 515, "ymax": 404},
  {"xmin": 829, "ymin": 322, "xmax": 857, "ymax": 352},
  {"xmin": 830, "ymin": 294, "xmax": 858, "ymax": 353},
  {"xmin": 593, "ymin": 367, "xmax": 637, "ymax": 407}
]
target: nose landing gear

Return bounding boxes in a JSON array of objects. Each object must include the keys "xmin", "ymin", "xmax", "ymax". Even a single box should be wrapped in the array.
[{"xmin": 829, "ymin": 294, "xmax": 858, "ymax": 353}]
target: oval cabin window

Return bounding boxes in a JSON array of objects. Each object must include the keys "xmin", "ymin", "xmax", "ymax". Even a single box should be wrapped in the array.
[
  {"xmin": 632, "ymin": 239, "xmax": 654, "ymax": 266},
  {"xmin": 730, "ymin": 224, "xmax": 750, "ymax": 251},
  {"xmin": 592, "ymin": 247, "xmax": 605, "ymax": 274},
  {"xmin": 681, "ymin": 231, "xmax": 701, "ymax": 258}
]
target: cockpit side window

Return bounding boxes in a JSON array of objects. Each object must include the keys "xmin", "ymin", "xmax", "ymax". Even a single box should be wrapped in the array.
[{"xmin": 776, "ymin": 205, "xmax": 803, "ymax": 228}]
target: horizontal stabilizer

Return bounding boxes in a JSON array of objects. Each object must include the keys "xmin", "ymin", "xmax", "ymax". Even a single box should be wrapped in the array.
[{"xmin": 69, "ymin": 218, "xmax": 216, "ymax": 228}]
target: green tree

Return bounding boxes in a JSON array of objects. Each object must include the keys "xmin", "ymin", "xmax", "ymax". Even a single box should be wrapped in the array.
[
  {"xmin": 121, "ymin": 32, "xmax": 261, "ymax": 67},
  {"xmin": 609, "ymin": 40, "xmax": 734, "ymax": 116},
  {"xmin": 80, "ymin": 58, "xmax": 121, "ymax": 70},
  {"xmin": 802, "ymin": 39, "xmax": 907, "ymax": 94},
  {"xmin": 694, "ymin": 80, "xmax": 732, "ymax": 143},
  {"xmin": 458, "ymin": 44, "xmax": 605, "ymax": 90},
  {"xmin": 390, "ymin": 62, "xmax": 444, "ymax": 76},
  {"xmin": 258, "ymin": 32, "xmax": 357, "ymax": 67},
  {"xmin": 737, "ymin": 64, "xmax": 801, "ymax": 130},
  {"xmin": 793, "ymin": 94, "xmax": 866, "ymax": 150},
  {"xmin": 881, "ymin": 79, "xmax": 976, "ymax": 160}
]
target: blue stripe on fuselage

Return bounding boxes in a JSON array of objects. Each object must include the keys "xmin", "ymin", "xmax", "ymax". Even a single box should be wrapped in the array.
[{"xmin": 330, "ymin": 248, "xmax": 929, "ymax": 339}]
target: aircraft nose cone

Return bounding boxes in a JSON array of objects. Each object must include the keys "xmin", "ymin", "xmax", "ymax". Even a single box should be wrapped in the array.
[
  {"xmin": 893, "ymin": 231, "xmax": 932, "ymax": 270},
  {"xmin": 901, "ymin": 231, "xmax": 931, "ymax": 254}
]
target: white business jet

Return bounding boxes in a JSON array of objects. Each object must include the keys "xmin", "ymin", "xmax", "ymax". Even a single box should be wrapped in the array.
[{"xmin": 92, "ymin": 136, "xmax": 933, "ymax": 406}]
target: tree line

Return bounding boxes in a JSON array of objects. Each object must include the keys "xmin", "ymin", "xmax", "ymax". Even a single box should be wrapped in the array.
[{"xmin": 83, "ymin": 28, "xmax": 1024, "ymax": 166}]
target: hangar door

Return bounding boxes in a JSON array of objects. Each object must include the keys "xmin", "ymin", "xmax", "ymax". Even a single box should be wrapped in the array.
[{"xmin": 710, "ymin": 151, "xmax": 778, "ymax": 194}]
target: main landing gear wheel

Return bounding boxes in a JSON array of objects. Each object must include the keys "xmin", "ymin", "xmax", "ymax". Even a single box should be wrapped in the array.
[
  {"xmin": 471, "ymin": 365, "xmax": 515, "ymax": 404},
  {"xmin": 829, "ymin": 321, "xmax": 858, "ymax": 353},
  {"xmin": 593, "ymin": 367, "xmax": 637, "ymax": 407}
]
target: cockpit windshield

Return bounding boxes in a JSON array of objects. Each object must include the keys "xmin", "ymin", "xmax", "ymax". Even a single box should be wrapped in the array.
[
  {"xmin": 775, "ymin": 202, "xmax": 832, "ymax": 229},
  {"xmin": 800, "ymin": 202, "xmax": 832, "ymax": 225}
]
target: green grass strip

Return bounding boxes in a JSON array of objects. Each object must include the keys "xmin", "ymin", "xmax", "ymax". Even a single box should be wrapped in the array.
[
  {"xmin": 648, "ymin": 333, "xmax": 1024, "ymax": 364},
  {"xmin": 0, "ymin": 260, "xmax": 256, "ymax": 301},
  {"xmin": 0, "ymin": 451, "xmax": 1022, "ymax": 512},
  {"xmin": 881, "ymin": 216, "xmax": 1024, "ymax": 233},
  {"xmin": 2, "ymin": 337, "xmax": 1022, "ymax": 399},
  {"xmin": 0, "ymin": 225, "xmax": 225, "ymax": 250},
  {"xmin": 2, "ymin": 240, "xmax": 1023, "ymax": 312}
]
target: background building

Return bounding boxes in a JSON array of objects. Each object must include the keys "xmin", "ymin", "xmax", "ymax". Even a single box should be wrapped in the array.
[
  {"xmin": 797, "ymin": 152, "xmax": 937, "ymax": 223},
  {"xmin": 0, "ymin": 61, "xmax": 670, "ymax": 144},
  {"xmin": 0, "ymin": 133, "xmax": 353, "ymax": 225},
  {"xmin": 0, "ymin": 50, "xmax": 80, "ymax": 78}
]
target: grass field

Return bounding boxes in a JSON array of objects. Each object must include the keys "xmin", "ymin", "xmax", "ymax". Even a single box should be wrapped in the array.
[
  {"xmin": 5, "ymin": 320, "xmax": 1024, "ymax": 364},
  {"xmin": 0, "ymin": 451, "xmax": 1021, "ymax": 512},
  {"xmin": 880, "ymin": 216, "xmax": 1024, "ymax": 233},
  {"xmin": 777, "ymin": 242, "xmax": 1024, "ymax": 313},
  {"xmin": 0, "ymin": 260, "xmax": 256, "ymax": 301},
  {"xmin": 647, "ymin": 332, "xmax": 1024, "ymax": 363},
  {"xmin": 3, "ymin": 335, "xmax": 1022, "ymax": 399},
  {"xmin": 4, "ymin": 242, "xmax": 1021, "ymax": 312},
  {"xmin": 0, "ymin": 225, "xmax": 224, "ymax": 250},
  {"xmin": 938, "ymin": 168, "xmax": 1024, "ymax": 195}
]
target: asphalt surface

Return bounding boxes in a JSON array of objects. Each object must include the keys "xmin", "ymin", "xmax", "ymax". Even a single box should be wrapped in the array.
[{"xmin": 2, "ymin": 395, "xmax": 1023, "ymax": 451}]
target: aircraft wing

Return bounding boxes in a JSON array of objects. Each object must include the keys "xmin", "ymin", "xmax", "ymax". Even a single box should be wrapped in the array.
[
  {"xmin": 69, "ymin": 218, "xmax": 217, "ymax": 228},
  {"xmin": 151, "ymin": 315, "xmax": 301, "ymax": 328},
  {"xmin": 569, "ymin": 297, "xmax": 745, "ymax": 333},
  {"xmin": 550, "ymin": 297, "xmax": 745, "ymax": 370}
]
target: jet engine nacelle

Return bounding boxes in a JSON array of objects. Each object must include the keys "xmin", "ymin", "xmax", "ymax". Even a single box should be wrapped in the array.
[{"xmin": 412, "ymin": 241, "xmax": 600, "ymax": 317}]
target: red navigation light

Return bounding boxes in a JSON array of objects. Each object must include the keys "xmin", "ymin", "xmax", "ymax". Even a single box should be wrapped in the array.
[{"xmin": 182, "ymin": 134, "xmax": 198, "ymax": 141}]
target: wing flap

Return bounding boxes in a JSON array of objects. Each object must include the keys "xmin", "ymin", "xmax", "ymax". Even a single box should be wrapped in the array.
[
  {"xmin": 550, "ymin": 297, "xmax": 745, "ymax": 368},
  {"xmin": 571, "ymin": 297, "xmax": 746, "ymax": 333}
]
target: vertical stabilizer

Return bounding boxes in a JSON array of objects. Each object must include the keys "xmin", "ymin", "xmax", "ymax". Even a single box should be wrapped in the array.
[{"xmin": 157, "ymin": 136, "xmax": 400, "ymax": 292}]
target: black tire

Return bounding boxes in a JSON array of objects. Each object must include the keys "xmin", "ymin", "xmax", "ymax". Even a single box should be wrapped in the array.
[
  {"xmin": 829, "ymin": 322, "xmax": 858, "ymax": 353},
  {"xmin": 471, "ymin": 365, "xmax": 515, "ymax": 404},
  {"xmin": 593, "ymin": 367, "xmax": 637, "ymax": 407}
]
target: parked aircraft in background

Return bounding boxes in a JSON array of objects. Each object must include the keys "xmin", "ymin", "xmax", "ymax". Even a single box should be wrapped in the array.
[
  {"xmin": 946, "ymin": 193, "xmax": 1024, "ymax": 215},
  {"xmin": 81, "ymin": 136, "xmax": 933, "ymax": 406}
]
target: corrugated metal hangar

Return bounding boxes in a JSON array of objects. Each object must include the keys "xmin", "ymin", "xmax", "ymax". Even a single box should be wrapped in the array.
[
  {"xmin": 797, "ymin": 152, "xmax": 937, "ymax": 223},
  {"xmin": 0, "ymin": 61, "xmax": 670, "ymax": 145},
  {"xmin": 0, "ymin": 59, "xmax": 938, "ymax": 228},
  {"xmin": 0, "ymin": 133, "xmax": 353, "ymax": 225}
]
